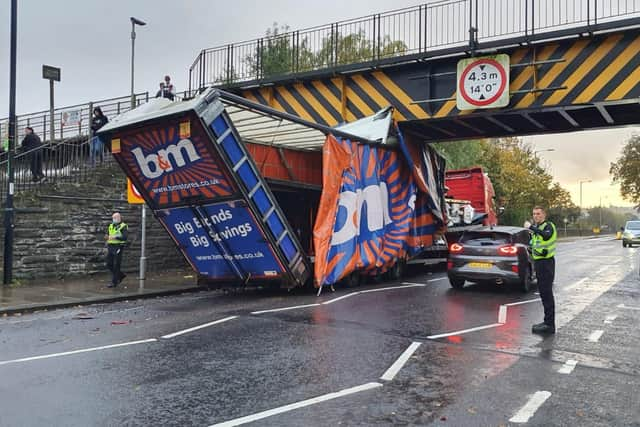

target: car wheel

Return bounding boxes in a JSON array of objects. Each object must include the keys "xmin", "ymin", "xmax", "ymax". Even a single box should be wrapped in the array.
[
  {"xmin": 623, "ymin": 241, "xmax": 627, "ymax": 248},
  {"xmin": 448, "ymin": 274, "xmax": 465, "ymax": 289},
  {"xmin": 518, "ymin": 265, "xmax": 532, "ymax": 293}
]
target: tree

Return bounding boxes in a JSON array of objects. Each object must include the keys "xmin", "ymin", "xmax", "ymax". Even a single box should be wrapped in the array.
[
  {"xmin": 610, "ymin": 134, "xmax": 640, "ymax": 204},
  {"xmin": 244, "ymin": 24, "xmax": 408, "ymax": 79}
]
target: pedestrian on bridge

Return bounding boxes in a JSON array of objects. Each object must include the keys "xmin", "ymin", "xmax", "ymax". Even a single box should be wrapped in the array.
[
  {"xmin": 105, "ymin": 212, "xmax": 128, "ymax": 288},
  {"xmin": 21, "ymin": 127, "xmax": 45, "ymax": 182},
  {"xmin": 529, "ymin": 206, "xmax": 557, "ymax": 335},
  {"xmin": 90, "ymin": 107, "xmax": 108, "ymax": 166}
]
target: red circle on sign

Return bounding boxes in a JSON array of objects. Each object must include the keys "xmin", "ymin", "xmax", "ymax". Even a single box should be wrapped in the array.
[{"xmin": 459, "ymin": 58, "xmax": 507, "ymax": 107}]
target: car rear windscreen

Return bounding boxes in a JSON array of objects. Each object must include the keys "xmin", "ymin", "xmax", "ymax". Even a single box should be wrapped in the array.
[{"xmin": 460, "ymin": 231, "xmax": 511, "ymax": 245}]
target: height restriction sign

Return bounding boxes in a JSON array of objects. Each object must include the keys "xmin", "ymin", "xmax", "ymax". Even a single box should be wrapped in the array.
[{"xmin": 457, "ymin": 54, "xmax": 510, "ymax": 110}]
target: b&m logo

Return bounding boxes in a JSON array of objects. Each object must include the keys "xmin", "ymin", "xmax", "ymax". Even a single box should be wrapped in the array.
[{"xmin": 132, "ymin": 139, "xmax": 201, "ymax": 179}]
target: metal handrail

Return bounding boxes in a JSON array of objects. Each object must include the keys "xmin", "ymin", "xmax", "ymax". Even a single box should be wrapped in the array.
[
  {"xmin": 187, "ymin": 0, "xmax": 640, "ymax": 93},
  {"xmin": 0, "ymin": 90, "xmax": 190, "ymax": 147}
]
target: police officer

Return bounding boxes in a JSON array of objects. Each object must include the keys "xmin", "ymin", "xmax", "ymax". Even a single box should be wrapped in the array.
[
  {"xmin": 530, "ymin": 206, "xmax": 557, "ymax": 334},
  {"xmin": 106, "ymin": 212, "xmax": 128, "ymax": 288}
]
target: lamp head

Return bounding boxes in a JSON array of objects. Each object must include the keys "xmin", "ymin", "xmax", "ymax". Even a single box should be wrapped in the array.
[{"xmin": 130, "ymin": 17, "xmax": 146, "ymax": 26}]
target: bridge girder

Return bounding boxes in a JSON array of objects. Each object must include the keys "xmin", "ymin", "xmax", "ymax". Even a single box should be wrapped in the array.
[{"xmin": 232, "ymin": 29, "xmax": 640, "ymax": 142}]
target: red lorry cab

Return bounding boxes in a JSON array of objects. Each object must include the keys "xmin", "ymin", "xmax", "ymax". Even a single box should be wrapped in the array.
[{"xmin": 445, "ymin": 167, "xmax": 497, "ymax": 226}]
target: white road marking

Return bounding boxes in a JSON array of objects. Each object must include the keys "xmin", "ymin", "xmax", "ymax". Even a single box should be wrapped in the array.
[
  {"xmin": 322, "ymin": 292, "xmax": 359, "ymax": 305},
  {"xmin": 587, "ymin": 330, "xmax": 604, "ymax": 342},
  {"xmin": 209, "ymin": 382, "xmax": 383, "ymax": 427},
  {"xmin": 498, "ymin": 305, "xmax": 507, "ymax": 324},
  {"xmin": 380, "ymin": 342, "xmax": 422, "ymax": 381},
  {"xmin": 595, "ymin": 266, "xmax": 609, "ymax": 274},
  {"xmin": 427, "ymin": 323, "xmax": 502, "ymax": 339},
  {"xmin": 558, "ymin": 359, "xmax": 578, "ymax": 374},
  {"xmin": 161, "ymin": 316, "xmax": 238, "ymax": 339},
  {"xmin": 361, "ymin": 283, "xmax": 425, "ymax": 293},
  {"xmin": 504, "ymin": 299, "xmax": 540, "ymax": 307},
  {"xmin": 0, "ymin": 338, "xmax": 157, "ymax": 366},
  {"xmin": 618, "ymin": 304, "xmax": 640, "ymax": 311},
  {"xmin": 251, "ymin": 303, "xmax": 320, "ymax": 315},
  {"xmin": 564, "ymin": 277, "xmax": 587, "ymax": 292},
  {"xmin": 604, "ymin": 315, "xmax": 617, "ymax": 324},
  {"xmin": 509, "ymin": 391, "xmax": 552, "ymax": 423},
  {"xmin": 427, "ymin": 277, "xmax": 447, "ymax": 282}
]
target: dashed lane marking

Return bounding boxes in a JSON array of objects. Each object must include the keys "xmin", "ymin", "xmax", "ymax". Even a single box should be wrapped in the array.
[
  {"xmin": 161, "ymin": 316, "xmax": 238, "ymax": 339},
  {"xmin": 0, "ymin": 338, "xmax": 157, "ymax": 366},
  {"xmin": 509, "ymin": 391, "xmax": 552, "ymax": 423},
  {"xmin": 209, "ymin": 382, "xmax": 383, "ymax": 427},
  {"xmin": 604, "ymin": 315, "xmax": 618, "ymax": 324},
  {"xmin": 558, "ymin": 359, "xmax": 578, "ymax": 374},
  {"xmin": 380, "ymin": 342, "xmax": 422, "ymax": 381},
  {"xmin": 427, "ymin": 323, "xmax": 503, "ymax": 340},
  {"xmin": 504, "ymin": 299, "xmax": 540, "ymax": 307},
  {"xmin": 587, "ymin": 330, "xmax": 605, "ymax": 342}
]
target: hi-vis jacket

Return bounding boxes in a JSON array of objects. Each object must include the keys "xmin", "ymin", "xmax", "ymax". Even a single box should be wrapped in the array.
[
  {"xmin": 107, "ymin": 222, "xmax": 128, "ymax": 245},
  {"xmin": 531, "ymin": 221, "xmax": 557, "ymax": 260}
]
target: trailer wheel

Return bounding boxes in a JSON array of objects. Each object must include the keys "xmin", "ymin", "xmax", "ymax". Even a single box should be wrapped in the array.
[
  {"xmin": 342, "ymin": 271, "xmax": 361, "ymax": 288},
  {"xmin": 385, "ymin": 259, "xmax": 406, "ymax": 281}
]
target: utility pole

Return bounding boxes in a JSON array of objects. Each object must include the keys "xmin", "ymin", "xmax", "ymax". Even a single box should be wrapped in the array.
[{"xmin": 4, "ymin": 0, "xmax": 17, "ymax": 285}]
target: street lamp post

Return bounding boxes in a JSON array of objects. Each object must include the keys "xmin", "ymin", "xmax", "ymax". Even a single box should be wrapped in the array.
[
  {"xmin": 130, "ymin": 17, "xmax": 146, "ymax": 110},
  {"xmin": 129, "ymin": 16, "xmax": 147, "ymax": 286},
  {"xmin": 4, "ymin": 0, "xmax": 17, "ymax": 285},
  {"xmin": 579, "ymin": 179, "xmax": 592, "ymax": 209}
]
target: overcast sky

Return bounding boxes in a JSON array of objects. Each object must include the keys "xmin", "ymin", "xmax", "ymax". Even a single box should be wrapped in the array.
[{"xmin": 1, "ymin": 0, "xmax": 637, "ymax": 208}]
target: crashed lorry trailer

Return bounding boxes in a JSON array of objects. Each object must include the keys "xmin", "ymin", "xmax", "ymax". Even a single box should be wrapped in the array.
[{"xmin": 99, "ymin": 89, "xmax": 447, "ymax": 291}]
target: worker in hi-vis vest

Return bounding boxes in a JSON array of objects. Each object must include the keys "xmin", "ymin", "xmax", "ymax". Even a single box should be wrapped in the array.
[
  {"xmin": 105, "ymin": 212, "xmax": 128, "ymax": 288},
  {"xmin": 529, "ymin": 205, "xmax": 557, "ymax": 335}
]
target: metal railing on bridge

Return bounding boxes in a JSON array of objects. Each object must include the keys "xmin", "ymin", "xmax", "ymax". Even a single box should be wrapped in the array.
[
  {"xmin": 0, "ymin": 90, "xmax": 190, "ymax": 200},
  {"xmin": 188, "ymin": 0, "xmax": 640, "ymax": 93}
]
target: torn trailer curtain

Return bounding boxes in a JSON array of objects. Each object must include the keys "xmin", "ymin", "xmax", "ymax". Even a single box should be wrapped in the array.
[{"xmin": 312, "ymin": 129, "xmax": 446, "ymax": 287}]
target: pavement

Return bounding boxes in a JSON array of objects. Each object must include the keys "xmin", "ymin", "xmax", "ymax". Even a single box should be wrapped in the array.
[{"xmin": 0, "ymin": 268, "xmax": 202, "ymax": 316}]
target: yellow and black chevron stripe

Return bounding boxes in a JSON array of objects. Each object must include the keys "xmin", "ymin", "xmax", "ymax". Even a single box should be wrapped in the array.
[{"xmin": 240, "ymin": 30, "xmax": 640, "ymax": 125}]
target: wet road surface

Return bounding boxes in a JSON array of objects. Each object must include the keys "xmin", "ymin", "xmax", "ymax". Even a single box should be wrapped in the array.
[{"xmin": 0, "ymin": 237, "xmax": 638, "ymax": 426}]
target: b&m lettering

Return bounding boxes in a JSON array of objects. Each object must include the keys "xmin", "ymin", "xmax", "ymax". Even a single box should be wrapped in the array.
[
  {"xmin": 132, "ymin": 139, "xmax": 201, "ymax": 179},
  {"xmin": 331, "ymin": 183, "xmax": 392, "ymax": 246}
]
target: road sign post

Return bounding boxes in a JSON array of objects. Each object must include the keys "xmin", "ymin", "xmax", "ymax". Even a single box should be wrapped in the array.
[
  {"xmin": 456, "ymin": 54, "xmax": 510, "ymax": 111},
  {"xmin": 42, "ymin": 65, "xmax": 60, "ymax": 143},
  {"xmin": 127, "ymin": 179, "xmax": 147, "ymax": 286}
]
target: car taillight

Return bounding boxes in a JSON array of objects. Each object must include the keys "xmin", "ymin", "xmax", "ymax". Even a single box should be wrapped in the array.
[
  {"xmin": 498, "ymin": 245, "xmax": 518, "ymax": 256},
  {"xmin": 450, "ymin": 243, "xmax": 464, "ymax": 254}
]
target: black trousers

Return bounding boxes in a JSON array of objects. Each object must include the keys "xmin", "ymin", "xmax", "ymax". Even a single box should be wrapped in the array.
[
  {"xmin": 106, "ymin": 245, "xmax": 125, "ymax": 285},
  {"xmin": 30, "ymin": 151, "xmax": 43, "ymax": 180},
  {"xmin": 534, "ymin": 257, "xmax": 555, "ymax": 327}
]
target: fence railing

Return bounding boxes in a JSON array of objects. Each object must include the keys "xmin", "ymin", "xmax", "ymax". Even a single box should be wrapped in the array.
[
  {"xmin": 0, "ymin": 137, "xmax": 116, "ymax": 201},
  {"xmin": 0, "ymin": 90, "xmax": 189, "ymax": 201},
  {"xmin": 0, "ymin": 90, "xmax": 190, "ymax": 147},
  {"xmin": 188, "ymin": 0, "xmax": 640, "ymax": 93}
]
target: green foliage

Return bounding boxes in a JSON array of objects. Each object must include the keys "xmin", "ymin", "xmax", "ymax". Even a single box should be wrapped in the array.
[
  {"xmin": 432, "ymin": 140, "xmax": 486, "ymax": 170},
  {"xmin": 245, "ymin": 24, "xmax": 408, "ymax": 79},
  {"xmin": 610, "ymin": 134, "xmax": 640, "ymax": 204}
]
